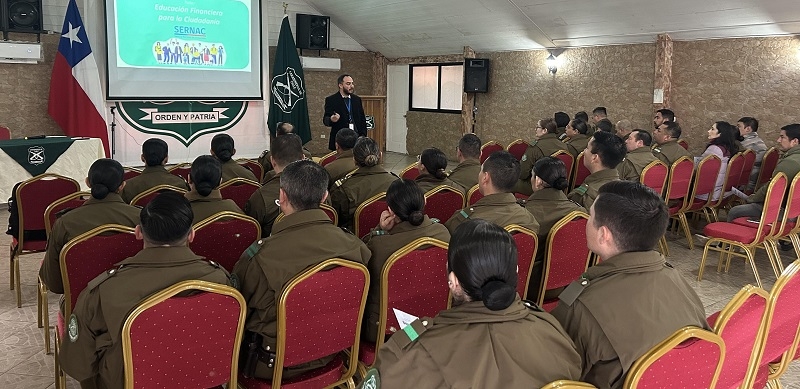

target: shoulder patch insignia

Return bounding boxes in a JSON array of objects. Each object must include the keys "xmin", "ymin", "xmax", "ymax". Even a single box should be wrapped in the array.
[
  {"xmin": 359, "ymin": 368, "xmax": 381, "ymax": 389},
  {"xmin": 68, "ymin": 314, "xmax": 79, "ymax": 342},
  {"xmin": 558, "ymin": 276, "xmax": 590, "ymax": 306},
  {"xmin": 574, "ymin": 185, "xmax": 588, "ymax": 195},
  {"xmin": 520, "ymin": 154, "xmax": 527, "ymax": 162},
  {"xmin": 241, "ymin": 239, "xmax": 265, "ymax": 262},
  {"xmin": 459, "ymin": 210, "xmax": 470, "ymax": 219},
  {"xmin": 653, "ymin": 147, "xmax": 662, "ymax": 153},
  {"xmin": 431, "ymin": 218, "xmax": 440, "ymax": 223},
  {"xmin": 392, "ymin": 319, "xmax": 430, "ymax": 349},
  {"xmin": 530, "ymin": 140, "xmax": 538, "ymax": 147},
  {"xmin": 87, "ymin": 266, "xmax": 122, "ymax": 291}
]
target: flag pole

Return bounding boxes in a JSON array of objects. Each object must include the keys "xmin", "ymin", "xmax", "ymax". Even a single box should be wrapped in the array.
[{"xmin": 283, "ymin": 3, "xmax": 288, "ymax": 14}]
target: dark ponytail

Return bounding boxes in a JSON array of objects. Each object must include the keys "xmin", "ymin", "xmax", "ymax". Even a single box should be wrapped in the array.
[
  {"xmin": 190, "ymin": 155, "xmax": 222, "ymax": 197},
  {"xmin": 533, "ymin": 157, "xmax": 569, "ymax": 191},
  {"xmin": 87, "ymin": 158, "xmax": 124, "ymax": 200},
  {"xmin": 420, "ymin": 147, "xmax": 448, "ymax": 180},
  {"xmin": 211, "ymin": 134, "xmax": 235, "ymax": 162},
  {"xmin": 386, "ymin": 179, "xmax": 426, "ymax": 226}
]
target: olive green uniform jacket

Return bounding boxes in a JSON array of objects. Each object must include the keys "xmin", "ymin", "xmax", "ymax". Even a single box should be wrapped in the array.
[
  {"xmin": 220, "ymin": 158, "xmax": 257, "ymax": 183},
  {"xmin": 447, "ymin": 159, "xmax": 481, "ymax": 192},
  {"xmin": 749, "ymin": 145, "xmax": 800, "ymax": 204},
  {"xmin": 324, "ymin": 149, "xmax": 357, "ymax": 186},
  {"xmin": 414, "ymin": 173, "xmax": 464, "ymax": 195},
  {"xmin": 39, "ymin": 193, "xmax": 140, "ymax": 294},
  {"xmin": 516, "ymin": 134, "xmax": 568, "ymax": 195},
  {"xmin": 444, "ymin": 192, "xmax": 539, "ymax": 234},
  {"xmin": 120, "ymin": 165, "xmax": 189, "ymax": 203},
  {"xmin": 59, "ymin": 246, "xmax": 231, "ymax": 389},
  {"xmin": 361, "ymin": 217, "xmax": 450, "ymax": 341},
  {"xmin": 566, "ymin": 134, "xmax": 590, "ymax": 157},
  {"xmin": 567, "ymin": 169, "xmax": 620, "ymax": 209},
  {"xmin": 375, "ymin": 298, "xmax": 582, "ymax": 388},
  {"xmin": 652, "ymin": 140, "xmax": 691, "ymax": 167},
  {"xmin": 551, "ymin": 251, "xmax": 709, "ymax": 389},
  {"xmin": 185, "ymin": 189, "xmax": 243, "ymax": 225},
  {"xmin": 232, "ymin": 209, "xmax": 371, "ymax": 380},
  {"xmin": 617, "ymin": 147, "xmax": 659, "ymax": 182},
  {"xmin": 330, "ymin": 166, "xmax": 398, "ymax": 230},
  {"xmin": 244, "ymin": 172, "xmax": 281, "ymax": 237}
]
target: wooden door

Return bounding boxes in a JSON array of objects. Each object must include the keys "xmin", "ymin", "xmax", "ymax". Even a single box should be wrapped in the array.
[{"xmin": 361, "ymin": 96, "xmax": 386, "ymax": 153}]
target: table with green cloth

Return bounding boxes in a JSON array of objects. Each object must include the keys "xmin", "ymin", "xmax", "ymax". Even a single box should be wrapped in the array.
[{"xmin": 0, "ymin": 137, "xmax": 105, "ymax": 203}]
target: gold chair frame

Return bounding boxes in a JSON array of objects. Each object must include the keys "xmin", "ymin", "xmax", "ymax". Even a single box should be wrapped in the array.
[
  {"xmin": 218, "ymin": 177, "xmax": 261, "ymax": 190},
  {"xmin": 194, "ymin": 211, "xmax": 262, "ymax": 238},
  {"xmin": 659, "ymin": 156, "xmax": 694, "ymax": 257},
  {"xmin": 354, "ymin": 192, "xmax": 387, "ymax": 239},
  {"xmin": 167, "ymin": 162, "xmax": 192, "ymax": 172},
  {"xmin": 128, "ymin": 184, "xmax": 188, "ymax": 206},
  {"xmin": 764, "ymin": 259, "xmax": 800, "ymax": 387},
  {"xmin": 639, "ymin": 159, "xmax": 669, "ymax": 197},
  {"xmin": 398, "ymin": 162, "xmax": 419, "ymax": 179},
  {"xmin": 536, "ymin": 211, "xmax": 590, "ymax": 307},
  {"xmin": 754, "ymin": 147, "xmax": 778, "ymax": 192},
  {"xmin": 569, "ymin": 150, "xmax": 588, "ymax": 191},
  {"xmin": 424, "ymin": 184, "xmax": 467, "ymax": 209},
  {"xmin": 466, "ymin": 184, "xmax": 481, "ymax": 206},
  {"xmin": 540, "ymin": 380, "xmax": 598, "ymax": 389},
  {"xmin": 504, "ymin": 224, "xmax": 539, "ymax": 301},
  {"xmin": 236, "ymin": 158, "xmax": 264, "ymax": 182}
]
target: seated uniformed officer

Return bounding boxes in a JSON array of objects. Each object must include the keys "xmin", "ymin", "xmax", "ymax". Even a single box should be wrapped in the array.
[
  {"xmin": 324, "ymin": 128, "xmax": 359, "ymax": 185},
  {"xmin": 552, "ymin": 181, "xmax": 708, "ymax": 389},
  {"xmin": 652, "ymin": 121, "xmax": 691, "ymax": 166},
  {"xmin": 445, "ymin": 151, "xmax": 539, "ymax": 234},
  {"xmin": 211, "ymin": 133, "xmax": 258, "ymax": 182},
  {"xmin": 258, "ymin": 122, "xmax": 313, "ymax": 182},
  {"xmin": 362, "ymin": 179, "xmax": 450, "ymax": 341},
  {"xmin": 567, "ymin": 131, "xmax": 625, "ymax": 209},
  {"xmin": 233, "ymin": 160, "xmax": 370, "ymax": 380},
  {"xmin": 415, "ymin": 147, "xmax": 463, "ymax": 195},
  {"xmin": 120, "ymin": 138, "xmax": 190, "ymax": 203},
  {"xmin": 39, "ymin": 159, "xmax": 140, "ymax": 294},
  {"xmin": 565, "ymin": 119, "xmax": 590, "ymax": 157},
  {"xmin": 185, "ymin": 155, "xmax": 243, "ymax": 224},
  {"xmin": 372, "ymin": 219, "xmax": 582, "ymax": 388},
  {"xmin": 516, "ymin": 118, "xmax": 568, "ymax": 195},
  {"xmin": 447, "ymin": 133, "xmax": 482, "ymax": 191},
  {"xmin": 617, "ymin": 130, "xmax": 658, "ymax": 181},
  {"xmin": 245, "ymin": 134, "xmax": 304, "ymax": 237},
  {"xmin": 60, "ymin": 193, "xmax": 231, "ymax": 389}
]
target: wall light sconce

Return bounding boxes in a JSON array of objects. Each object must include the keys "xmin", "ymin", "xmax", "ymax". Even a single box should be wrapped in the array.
[{"xmin": 546, "ymin": 54, "xmax": 558, "ymax": 74}]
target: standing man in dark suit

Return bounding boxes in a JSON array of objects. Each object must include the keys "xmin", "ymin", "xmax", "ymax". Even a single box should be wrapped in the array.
[{"xmin": 323, "ymin": 74, "xmax": 368, "ymax": 150}]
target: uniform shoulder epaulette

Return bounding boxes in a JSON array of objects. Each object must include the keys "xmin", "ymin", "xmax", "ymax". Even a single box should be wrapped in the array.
[
  {"xmin": 340, "ymin": 226, "xmax": 356, "ymax": 235},
  {"xmin": 431, "ymin": 218, "xmax": 440, "ymax": 223},
  {"xmin": 334, "ymin": 172, "xmax": 354, "ymax": 188},
  {"xmin": 653, "ymin": 147, "xmax": 662, "ymax": 153},
  {"xmin": 573, "ymin": 185, "xmax": 588, "ymax": 195},
  {"xmin": 259, "ymin": 149, "xmax": 269, "ymax": 159},
  {"xmin": 530, "ymin": 140, "xmax": 539, "ymax": 147},
  {"xmin": 87, "ymin": 265, "xmax": 124, "ymax": 291},
  {"xmin": 240, "ymin": 239, "xmax": 265, "ymax": 263},
  {"xmin": 522, "ymin": 299, "xmax": 544, "ymax": 312},
  {"xmin": 558, "ymin": 275, "xmax": 590, "ymax": 306},
  {"xmin": 370, "ymin": 229, "xmax": 388, "ymax": 237},
  {"xmin": 391, "ymin": 318, "xmax": 432, "ymax": 350},
  {"xmin": 458, "ymin": 209, "xmax": 471, "ymax": 220}
]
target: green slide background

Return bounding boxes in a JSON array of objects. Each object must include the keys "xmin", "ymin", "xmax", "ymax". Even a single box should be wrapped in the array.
[{"xmin": 116, "ymin": 0, "xmax": 250, "ymax": 69}]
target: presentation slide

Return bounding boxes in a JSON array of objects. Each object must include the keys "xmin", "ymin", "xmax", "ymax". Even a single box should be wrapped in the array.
[{"xmin": 105, "ymin": 0, "xmax": 262, "ymax": 100}]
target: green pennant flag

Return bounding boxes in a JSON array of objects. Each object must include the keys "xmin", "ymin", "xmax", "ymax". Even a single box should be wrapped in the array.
[{"xmin": 267, "ymin": 15, "xmax": 311, "ymax": 144}]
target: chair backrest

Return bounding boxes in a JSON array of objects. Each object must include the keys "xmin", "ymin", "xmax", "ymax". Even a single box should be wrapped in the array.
[
  {"xmin": 319, "ymin": 151, "xmax": 338, "ymax": 167},
  {"xmin": 507, "ymin": 139, "xmax": 530, "ymax": 161},
  {"xmin": 756, "ymin": 147, "xmax": 779, "ymax": 189},
  {"xmin": 237, "ymin": 158, "xmax": 264, "ymax": 182},
  {"xmin": 706, "ymin": 152, "xmax": 745, "ymax": 210},
  {"xmin": 44, "ymin": 191, "xmax": 90, "ymax": 236},
  {"xmin": 753, "ymin": 173, "xmax": 788, "ymax": 243},
  {"xmin": 0, "ymin": 125, "xmax": 10, "ymax": 140},
  {"xmin": 538, "ymin": 211, "xmax": 591, "ymax": 310},
  {"xmin": 399, "ymin": 162, "xmax": 420, "ymax": 180},
  {"xmin": 712, "ymin": 285, "xmax": 770, "ymax": 389},
  {"xmin": 191, "ymin": 212, "xmax": 261, "ymax": 272},
  {"xmin": 122, "ymin": 280, "xmax": 246, "ymax": 389},
  {"xmin": 639, "ymin": 160, "xmax": 669, "ymax": 197},
  {"xmin": 773, "ymin": 174, "xmax": 800, "ymax": 239},
  {"xmin": 663, "ymin": 156, "xmax": 694, "ymax": 202},
  {"xmin": 218, "ymin": 178, "xmax": 261, "ymax": 210},
  {"xmin": 737, "ymin": 149, "xmax": 756, "ymax": 189},
  {"xmin": 479, "ymin": 141, "xmax": 504, "ymax": 163},
  {"xmin": 320, "ymin": 203, "xmax": 339, "ymax": 226},
  {"xmin": 755, "ymin": 259, "xmax": 800, "ymax": 384},
  {"xmin": 540, "ymin": 381, "xmax": 598, "ymax": 389},
  {"xmin": 129, "ymin": 184, "xmax": 188, "ymax": 207},
  {"xmin": 505, "ymin": 225, "xmax": 538, "ymax": 300},
  {"xmin": 167, "ymin": 163, "xmax": 192, "ymax": 181},
  {"xmin": 466, "ymin": 184, "xmax": 483, "ymax": 206},
  {"xmin": 424, "ymin": 185, "xmax": 466, "ymax": 222},
  {"xmin": 274, "ymin": 259, "xmax": 368, "ymax": 387},
  {"xmin": 687, "ymin": 154, "xmax": 722, "ymax": 207},
  {"xmin": 624, "ymin": 326, "xmax": 725, "ymax": 389},
  {"xmin": 14, "ymin": 173, "xmax": 81, "ymax": 247},
  {"xmin": 354, "ymin": 192, "xmax": 387, "ymax": 239},
  {"xmin": 571, "ymin": 151, "xmax": 590, "ymax": 190},
  {"xmin": 376, "ymin": 238, "xmax": 450, "ymax": 349},
  {"xmin": 551, "ymin": 150, "xmax": 574, "ymax": 189},
  {"xmin": 61, "ymin": 225, "xmax": 140, "ymax": 317},
  {"xmin": 122, "ymin": 167, "xmax": 142, "ymax": 181},
  {"xmin": 677, "ymin": 139, "xmax": 689, "ymax": 150}
]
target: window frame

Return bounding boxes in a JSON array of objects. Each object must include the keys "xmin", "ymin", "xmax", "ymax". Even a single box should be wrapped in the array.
[{"xmin": 408, "ymin": 62, "xmax": 463, "ymax": 114}]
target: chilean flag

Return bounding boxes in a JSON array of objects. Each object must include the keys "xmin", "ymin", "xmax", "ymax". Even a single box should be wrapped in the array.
[{"xmin": 48, "ymin": 0, "xmax": 109, "ymax": 157}]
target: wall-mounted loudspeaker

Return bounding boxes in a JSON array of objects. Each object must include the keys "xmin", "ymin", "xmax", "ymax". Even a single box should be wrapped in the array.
[
  {"xmin": 464, "ymin": 58, "xmax": 490, "ymax": 93},
  {"xmin": 2, "ymin": 0, "xmax": 43, "ymax": 33},
  {"xmin": 296, "ymin": 14, "xmax": 330, "ymax": 50}
]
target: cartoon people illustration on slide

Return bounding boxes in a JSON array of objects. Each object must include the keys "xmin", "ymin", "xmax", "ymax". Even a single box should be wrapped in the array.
[{"xmin": 154, "ymin": 42, "xmax": 163, "ymax": 63}]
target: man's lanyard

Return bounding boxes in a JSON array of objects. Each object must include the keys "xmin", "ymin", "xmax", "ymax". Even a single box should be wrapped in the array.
[{"xmin": 344, "ymin": 97, "xmax": 353, "ymax": 123}]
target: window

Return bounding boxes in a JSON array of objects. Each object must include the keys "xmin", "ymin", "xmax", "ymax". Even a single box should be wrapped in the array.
[{"xmin": 409, "ymin": 63, "xmax": 463, "ymax": 113}]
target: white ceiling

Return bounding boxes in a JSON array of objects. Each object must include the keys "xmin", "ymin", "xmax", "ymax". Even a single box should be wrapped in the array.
[{"xmin": 305, "ymin": 0, "xmax": 800, "ymax": 57}]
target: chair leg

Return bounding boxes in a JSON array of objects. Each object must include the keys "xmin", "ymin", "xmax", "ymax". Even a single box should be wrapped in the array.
[
  {"xmin": 39, "ymin": 278, "xmax": 51, "ymax": 354},
  {"xmin": 679, "ymin": 213, "xmax": 693, "ymax": 250},
  {"xmin": 744, "ymin": 247, "xmax": 762, "ymax": 288},
  {"xmin": 709, "ymin": 207, "xmax": 720, "ymax": 222},
  {"xmin": 791, "ymin": 233, "xmax": 800, "ymax": 263},
  {"xmin": 14, "ymin": 255, "xmax": 21, "ymax": 308},
  {"xmin": 698, "ymin": 242, "xmax": 712, "ymax": 281},
  {"xmin": 763, "ymin": 241, "xmax": 782, "ymax": 279},
  {"xmin": 55, "ymin": 330, "xmax": 66, "ymax": 389},
  {"xmin": 660, "ymin": 235, "xmax": 670, "ymax": 257}
]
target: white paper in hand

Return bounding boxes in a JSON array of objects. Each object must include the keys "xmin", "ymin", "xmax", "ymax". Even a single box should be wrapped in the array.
[
  {"xmin": 392, "ymin": 308, "xmax": 419, "ymax": 330},
  {"xmin": 731, "ymin": 187, "xmax": 749, "ymax": 200}
]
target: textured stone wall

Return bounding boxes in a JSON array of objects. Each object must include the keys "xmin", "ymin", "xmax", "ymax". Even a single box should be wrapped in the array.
[
  {"xmin": 406, "ymin": 110, "xmax": 462, "ymax": 160},
  {"xmin": 672, "ymin": 37, "xmax": 800, "ymax": 155}
]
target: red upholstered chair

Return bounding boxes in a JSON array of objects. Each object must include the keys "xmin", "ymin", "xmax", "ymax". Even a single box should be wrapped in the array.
[
  {"xmin": 0, "ymin": 125, "xmax": 10, "ymax": 139},
  {"xmin": 540, "ymin": 381, "xmax": 598, "ymax": 389},
  {"xmin": 677, "ymin": 139, "xmax": 689, "ymax": 150},
  {"xmin": 122, "ymin": 167, "xmax": 142, "ymax": 181},
  {"xmin": 424, "ymin": 185, "xmax": 465, "ymax": 222},
  {"xmin": 698, "ymin": 173, "xmax": 787, "ymax": 288},
  {"xmin": 320, "ymin": 203, "xmax": 339, "ymax": 226},
  {"xmin": 354, "ymin": 192, "xmax": 387, "ymax": 240},
  {"xmin": 753, "ymin": 147, "xmax": 779, "ymax": 193},
  {"xmin": 466, "ymin": 184, "xmax": 484, "ymax": 206},
  {"xmin": 535, "ymin": 211, "xmax": 591, "ymax": 311},
  {"xmin": 750, "ymin": 259, "xmax": 800, "ymax": 389},
  {"xmin": 238, "ymin": 158, "xmax": 265, "ymax": 182},
  {"xmin": 551, "ymin": 150, "xmax": 574, "ymax": 191},
  {"xmin": 623, "ymin": 326, "xmax": 725, "ymax": 389},
  {"xmin": 706, "ymin": 152, "xmax": 744, "ymax": 222},
  {"xmin": 507, "ymin": 139, "xmax": 530, "ymax": 161},
  {"xmin": 358, "ymin": 238, "xmax": 449, "ymax": 371},
  {"xmin": 570, "ymin": 151, "xmax": 590, "ymax": 190},
  {"xmin": 238, "ymin": 258, "xmax": 369, "ymax": 389},
  {"xmin": 9, "ymin": 173, "xmax": 80, "ymax": 308},
  {"xmin": 318, "ymin": 151, "xmax": 337, "ymax": 167},
  {"xmin": 129, "ymin": 184, "xmax": 187, "ymax": 207},
  {"xmin": 218, "ymin": 177, "xmax": 261, "ymax": 210},
  {"xmin": 708, "ymin": 285, "xmax": 770, "ymax": 389},
  {"xmin": 505, "ymin": 225, "xmax": 538, "ymax": 300},
  {"xmin": 737, "ymin": 149, "xmax": 756, "ymax": 191},
  {"xmin": 399, "ymin": 162, "xmax": 420, "ymax": 180},
  {"xmin": 660, "ymin": 157, "xmax": 694, "ymax": 256},
  {"xmin": 639, "ymin": 160, "xmax": 669, "ymax": 197},
  {"xmin": 191, "ymin": 212, "xmax": 261, "ymax": 272},
  {"xmin": 677, "ymin": 155, "xmax": 722, "ymax": 249},
  {"xmin": 167, "ymin": 162, "xmax": 192, "ymax": 181},
  {"xmin": 479, "ymin": 141, "xmax": 504, "ymax": 163},
  {"xmin": 122, "ymin": 280, "xmax": 246, "ymax": 389}
]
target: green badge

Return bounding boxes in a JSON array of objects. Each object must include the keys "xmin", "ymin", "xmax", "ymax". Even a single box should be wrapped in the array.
[
  {"xmin": 521, "ymin": 154, "xmax": 527, "ymax": 162},
  {"xmin": 360, "ymin": 368, "xmax": 381, "ymax": 389},
  {"xmin": 68, "ymin": 314, "xmax": 79, "ymax": 342}
]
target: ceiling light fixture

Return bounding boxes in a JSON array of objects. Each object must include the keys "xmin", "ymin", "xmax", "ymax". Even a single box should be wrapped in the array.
[{"xmin": 546, "ymin": 54, "xmax": 558, "ymax": 74}]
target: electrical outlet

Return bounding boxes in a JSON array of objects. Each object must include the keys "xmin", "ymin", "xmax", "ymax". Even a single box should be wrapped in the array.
[{"xmin": 321, "ymin": 134, "xmax": 326, "ymax": 138}]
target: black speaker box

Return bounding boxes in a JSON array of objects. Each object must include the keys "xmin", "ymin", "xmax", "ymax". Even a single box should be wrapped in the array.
[
  {"xmin": 464, "ymin": 58, "xmax": 490, "ymax": 93},
  {"xmin": 2, "ymin": 0, "xmax": 43, "ymax": 32},
  {"xmin": 296, "ymin": 14, "xmax": 330, "ymax": 50}
]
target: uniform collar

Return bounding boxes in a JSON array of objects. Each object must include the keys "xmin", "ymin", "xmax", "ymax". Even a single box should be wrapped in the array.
[
  {"xmin": 353, "ymin": 165, "xmax": 390, "ymax": 176},
  {"xmin": 263, "ymin": 171, "xmax": 281, "ymax": 185},
  {"xmin": 783, "ymin": 145, "xmax": 800, "ymax": 157},
  {"xmin": 388, "ymin": 216, "xmax": 435, "ymax": 234},
  {"xmin": 435, "ymin": 297, "xmax": 529, "ymax": 324},
  {"xmin": 569, "ymin": 134, "xmax": 587, "ymax": 141},
  {"xmin": 335, "ymin": 149, "xmax": 354, "ymax": 160},
  {"xmin": 271, "ymin": 209, "xmax": 332, "ymax": 235},
  {"xmin": 630, "ymin": 147, "xmax": 652, "ymax": 154},
  {"xmin": 142, "ymin": 165, "xmax": 169, "ymax": 174},
  {"xmin": 117, "ymin": 246, "xmax": 203, "ymax": 266},
  {"xmin": 84, "ymin": 192, "xmax": 126, "ymax": 205},
  {"xmin": 185, "ymin": 189, "xmax": 223, "ymax": 202},
  {"xmin": 528, "ymin": 187, "xmax": 568, "ymax": 201},
  {"xmin": 584, "ymin": 168, "xmax": 619, "ymax": 183},
  {"xmin": 539, "ymin": 133, "xmax": 558, "ymax": 141},
  {"xmin": 584, "ymin": 251, "xmax": 665, "ymax": 280},
  {"xmin": 455, "ymin": 159, "xmax": 480, "ymax": 168},
  {"xmin": 474, "ymin": 192, "xmax": 517, "ymax": 206}
]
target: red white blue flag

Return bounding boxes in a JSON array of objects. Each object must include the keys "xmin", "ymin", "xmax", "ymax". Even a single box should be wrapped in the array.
[{"xmin": 48, "ymin": 0, "xmax": 109, "ymax": 156}]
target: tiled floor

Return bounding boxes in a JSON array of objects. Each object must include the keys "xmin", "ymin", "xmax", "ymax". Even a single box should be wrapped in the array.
[{"xmin": 0, "ymin": 151, "xmax": 797, "ymax": 388}]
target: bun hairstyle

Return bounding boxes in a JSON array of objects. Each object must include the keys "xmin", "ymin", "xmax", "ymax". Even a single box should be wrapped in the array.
[
  {"xmin": 211, "ymin": 134, "xmax": 235, "ymax": 162},
  {"xmin": 533, "ymin": 157, "xmax": 569, "ymax": 191},
  {"xmin": 448, "ymin": 219, "xmax": 518, "ymax": 311},
  {"xmin": 353, "ymin": 137, "xmax": 381, "ymax": 168},
  {"xmin": 87, "ymin": 158, "xmax": 124, "ymax": 200},
  {"xmin": 420, "ymin": 147, "xmax": 448, "ymax": 180},
  {"xmin": 386, "ymin": 179, "xmax": 426, "ymax": 226},
  {"xmin": 190, "ymin": 155, "xmax": 222, "ymax": 197}
]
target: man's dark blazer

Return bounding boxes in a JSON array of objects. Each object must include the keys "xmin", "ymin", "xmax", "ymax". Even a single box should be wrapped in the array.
[{"xmin": 323, "ymin": 93, "xmax": 368, "ymax": 150}]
